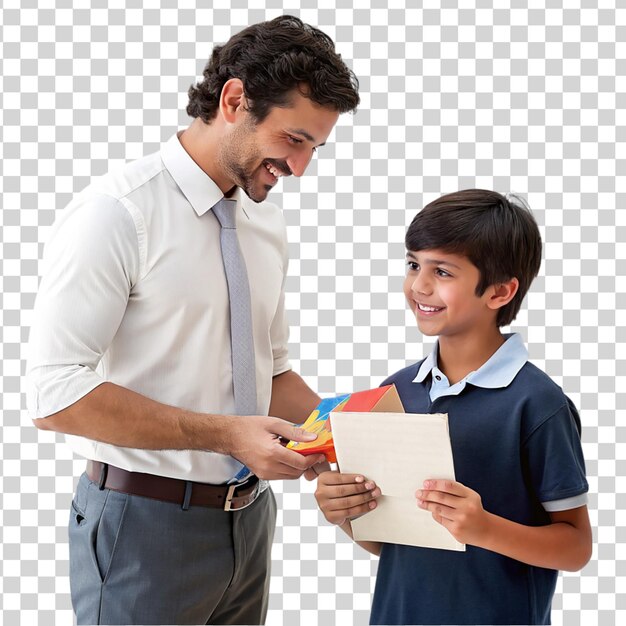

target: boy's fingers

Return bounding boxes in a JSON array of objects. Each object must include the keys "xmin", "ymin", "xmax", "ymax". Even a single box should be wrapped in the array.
[
  {"xmin": 418, "ymin": 499, "xmax": 455, "ymax": 521},
  {"xmin": 422, "ymin": 479, "xmax": 465, "ymax": 495},
  {"xmin": 319, "ymin": 472, "xmax": 374, "ymax": 486},
  {"xmin": 334, "ymin": 481, "xmax": 377, "ymax": 498},
  {"xmin": 346, "ymin": 499, "xmax": 378, "ymax": 519},
  {"xmin": 319, "ymin": 480, "xmax": 379, "ymax": 502},
  {"xmin": 329, "ymin": 489, "xmax": 381, "ymax": 513},
  {"xmin": 416, "ymin": 489, "xmax": 460, "ymax": 509}
]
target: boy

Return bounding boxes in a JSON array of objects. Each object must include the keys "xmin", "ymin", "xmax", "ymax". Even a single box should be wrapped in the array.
[{"xmin": 315, "ymin": 190, "xmax": 591, "ymax": 625}]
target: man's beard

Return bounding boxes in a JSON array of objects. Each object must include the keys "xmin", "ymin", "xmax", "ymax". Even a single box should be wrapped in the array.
[
  {"xmin": 217, "ymin": 122, "xmax": 270, "ymax": 203},
  {"xmin": 229, "ymin": 160, "xmax": 270, "ymax": 203}
]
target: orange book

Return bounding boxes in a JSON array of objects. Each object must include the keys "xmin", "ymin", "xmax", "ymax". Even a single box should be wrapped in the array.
[{"xmin": 286, "ymin": 384, "xmax": 404, "ymax": 462}]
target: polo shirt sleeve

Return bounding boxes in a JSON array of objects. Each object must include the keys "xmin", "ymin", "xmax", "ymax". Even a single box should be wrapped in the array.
[
  {"xmin": 26, "ymin": 193, "xmax": 141, "ymax": 419},
  {"xmin": 522, "ymin": 397, "xmax": 589, "ymax": 508}
]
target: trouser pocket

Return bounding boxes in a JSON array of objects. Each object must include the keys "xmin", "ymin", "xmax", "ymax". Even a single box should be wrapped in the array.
[{"xmin": 69, "ymin": 473, "xmax": 129, "ymax": 624}]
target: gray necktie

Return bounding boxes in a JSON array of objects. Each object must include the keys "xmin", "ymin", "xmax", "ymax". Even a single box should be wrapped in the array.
[{"xmin": 212, "ymin": 198, "xmax": 257, "ymax": 415}]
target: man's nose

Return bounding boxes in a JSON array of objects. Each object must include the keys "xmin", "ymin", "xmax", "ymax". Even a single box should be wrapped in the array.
[{"xmin": 287, "ymin": 150, "xmax": 314, "ymax": 178}]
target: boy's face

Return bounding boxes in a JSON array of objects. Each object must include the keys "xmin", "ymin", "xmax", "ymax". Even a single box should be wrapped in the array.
[{"xmin": 403, "ymin": 248, "xmax": 497, "ymax": 339}]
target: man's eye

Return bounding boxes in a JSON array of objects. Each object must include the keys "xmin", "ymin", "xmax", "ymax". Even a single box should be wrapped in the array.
[{"xmin": 288, "ymin": 136, "xmax": 302, "ymax": 144}]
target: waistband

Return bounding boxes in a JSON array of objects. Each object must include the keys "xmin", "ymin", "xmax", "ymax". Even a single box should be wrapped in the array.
[{"xmin": 86, "ymin": 461, "xmax": 261, "ymax": 511}]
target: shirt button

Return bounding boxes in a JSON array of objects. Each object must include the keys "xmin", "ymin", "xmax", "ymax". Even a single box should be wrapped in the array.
[{"xmin": 435, "ymin": 375, "xmax": 441, "ymax": 381}]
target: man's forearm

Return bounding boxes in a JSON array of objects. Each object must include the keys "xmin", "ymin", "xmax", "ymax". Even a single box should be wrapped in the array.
[
  {"xmin": 269, "ymin": 370, "xmax": 320, "ymax": 422},
  {"xmin": 34, "ymin": 381, "xmax": 234, "ymax": 453}
]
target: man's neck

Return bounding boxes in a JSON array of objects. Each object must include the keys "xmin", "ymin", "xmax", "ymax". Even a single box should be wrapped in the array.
[{"xmin": 179, "ymin": 119, "xmax": 235, "ymax": 195}]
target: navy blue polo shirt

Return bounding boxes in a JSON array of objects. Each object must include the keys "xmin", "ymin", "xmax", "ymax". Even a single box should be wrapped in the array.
[{"xmin": 370, "ymin": 334, "xmax": 588, "ymax": 626}]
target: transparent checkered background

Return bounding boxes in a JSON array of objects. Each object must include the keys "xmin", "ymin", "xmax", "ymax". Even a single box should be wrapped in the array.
[{"xmin": 1, "ymin": 1, "xmax": 624, "ymax": 625}]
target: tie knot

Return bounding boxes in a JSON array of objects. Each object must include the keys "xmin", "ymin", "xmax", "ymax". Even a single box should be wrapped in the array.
[{"xmin": 212, "ymin": 198, "xmax": 237, "ymax": 229}]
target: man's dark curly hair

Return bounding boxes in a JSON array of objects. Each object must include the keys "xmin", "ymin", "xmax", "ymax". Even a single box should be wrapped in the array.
[{"xmin": 187, "ymin": 15, "xmax": 360, "ymax": 123}]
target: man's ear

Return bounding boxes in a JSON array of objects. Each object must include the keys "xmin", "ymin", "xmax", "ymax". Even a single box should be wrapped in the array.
[
  {"xmin": 486, "ymin": 277, "xmax": 519, "ymax": 311},
  {"xmin": 219, "ymin": 78, "xmax": 246, "ymax": 124}
]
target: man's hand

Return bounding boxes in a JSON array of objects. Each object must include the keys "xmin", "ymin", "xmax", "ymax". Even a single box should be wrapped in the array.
[
  {"xmin": 303, "ymin": 460, "xmax": 331, "ymax": 481},
  {"xmin": 416, "ymin": 479, "xmax": 490, "ymax": 545},
  {"xmin": 227, "ymin": 415, "xmax": 326, "ymax": 480},
  {"xmin": 315, "ymin": 470, "xmax": 381, "ymax": 526}
]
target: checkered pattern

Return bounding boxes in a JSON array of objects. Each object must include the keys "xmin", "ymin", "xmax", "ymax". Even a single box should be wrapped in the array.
[{"xmin": 1, "ymin": 2, "xmax": 624, "ymax": 625}]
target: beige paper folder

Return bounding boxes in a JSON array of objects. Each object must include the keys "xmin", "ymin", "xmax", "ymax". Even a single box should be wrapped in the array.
[{"xmin": 330, "ymin": 411, "xmax": 465, "ymax": 552}]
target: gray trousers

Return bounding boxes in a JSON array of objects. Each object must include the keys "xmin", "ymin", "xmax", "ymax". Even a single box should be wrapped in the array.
[{"xmin": 68, "ymin": 472, "xmax": 277, "ymax": 625}]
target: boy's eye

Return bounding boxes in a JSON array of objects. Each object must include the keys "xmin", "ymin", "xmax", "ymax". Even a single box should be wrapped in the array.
[
  {"xmin": 436, "ymin": 268, "xmax": 451, "ymax": 277},
  {"xmin": 406, "ymin": 261, "xmax": 419, "ymax": 272}
]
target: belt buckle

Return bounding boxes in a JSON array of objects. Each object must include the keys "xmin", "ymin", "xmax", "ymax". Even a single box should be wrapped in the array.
[{"xmin": 223, "ymin": 479, "xmax": 261, "ymax": 512}]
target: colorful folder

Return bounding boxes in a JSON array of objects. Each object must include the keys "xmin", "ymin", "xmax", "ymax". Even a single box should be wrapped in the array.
[{"xmin": 286, "ymin": 384, "xmax": 405, "ymax": 462}]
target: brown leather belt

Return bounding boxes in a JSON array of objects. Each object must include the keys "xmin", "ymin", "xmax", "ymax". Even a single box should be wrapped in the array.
[{"xmin": 86, "ymin": 461, "xmax": 261, "ymax": 511}]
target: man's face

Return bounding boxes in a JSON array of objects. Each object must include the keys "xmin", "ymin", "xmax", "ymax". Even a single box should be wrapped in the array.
[{"xmin": 218, "ymin": 90, "xmax": 340, "ymax": 202}]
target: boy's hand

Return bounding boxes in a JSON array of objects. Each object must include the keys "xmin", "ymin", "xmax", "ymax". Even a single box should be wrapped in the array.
[
  {"xmin": 315, "ymin": 471, "xmax": 381, "ymax": 526},
  {"xmin": 416, "ymin": 479, "xmax": 490, "ymax": 545}
]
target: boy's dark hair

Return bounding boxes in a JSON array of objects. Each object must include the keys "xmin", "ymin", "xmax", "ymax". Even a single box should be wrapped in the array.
[
  {"xmin": 405, "ymin": 189, "xmax": 542, "ymax": 327},
  {"xmin": 187, "ymin": 15, "xmax": 360, "ymax": 123}
]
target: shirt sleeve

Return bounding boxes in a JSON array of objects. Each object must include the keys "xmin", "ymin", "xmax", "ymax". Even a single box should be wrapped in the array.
[
  {"xmin": 26, "ymin": 193, "xmax": 141, "ymax": 418},
  {"xmin": 269, "ymin": 214, "xmax": 291, "ymax": 377},
  {"xmin": 522, "ymin": 397, "xmax": 589, "ymax": 507}
]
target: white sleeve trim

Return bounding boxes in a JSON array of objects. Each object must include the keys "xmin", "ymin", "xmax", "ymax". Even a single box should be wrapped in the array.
[{"xmin": 542, "ymin": 493, "xmax": 588, "ymax": 512}]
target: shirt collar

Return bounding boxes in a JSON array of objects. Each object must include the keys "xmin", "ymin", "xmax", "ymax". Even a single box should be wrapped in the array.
[
  {"xmin": 160, "ymin": 132, "xmax": 242, "ymax": 217},
  {"xmin": 413, "ymin": 333, "xmax": 528, "ymax": 390}
]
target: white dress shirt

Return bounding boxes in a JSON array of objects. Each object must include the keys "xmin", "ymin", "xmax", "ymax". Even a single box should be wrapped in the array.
[{"xmin": 27, "ymin": 133, "xmax": 292, "ymax": 483}]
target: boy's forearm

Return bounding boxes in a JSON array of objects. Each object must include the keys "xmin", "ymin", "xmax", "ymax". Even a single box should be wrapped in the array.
[
  {"xmin": 478, "ymin": 507, "xmax": 592, "ymax": 572},
  {"xmin": 339, "ymin": 521, "xmax": 382, "ymax": 557}
]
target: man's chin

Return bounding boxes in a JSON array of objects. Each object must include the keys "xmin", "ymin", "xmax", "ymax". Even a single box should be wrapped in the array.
[{"xmin": 243, "ymin": 183, "xmax": 272, "ymax": 204}]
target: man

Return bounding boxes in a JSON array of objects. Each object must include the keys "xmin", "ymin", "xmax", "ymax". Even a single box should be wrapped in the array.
[{"xmin": 26, "ymin": 15, "xmax": 359, "ymax": 625}]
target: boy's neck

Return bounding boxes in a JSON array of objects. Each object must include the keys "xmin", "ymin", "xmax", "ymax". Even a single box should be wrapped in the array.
[{"xmin": 437, "ymin": 329, "xmax": 506, "ymax": 385}]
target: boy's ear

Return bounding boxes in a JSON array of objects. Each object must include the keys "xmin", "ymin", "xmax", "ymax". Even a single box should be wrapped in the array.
[
  {"xmin": 219, "ymin": 78, "xmax": 247, "ymax": 124},
  {"xmin": 486, "ymin": 277, "xmax": 519, "ymax": 311}
]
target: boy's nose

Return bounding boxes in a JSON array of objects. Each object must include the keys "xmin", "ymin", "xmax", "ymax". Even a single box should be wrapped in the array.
[{"xmin": 411, "ymin": 275, "xmax": 432, "ymax": 296}]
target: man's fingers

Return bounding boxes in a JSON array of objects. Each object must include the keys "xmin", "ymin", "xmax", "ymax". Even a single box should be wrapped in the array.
[
  {"xmin": 271, "ymin": 443, "xmax": 323, "ymax": 471},
  {"xmin": 303, "ymin": 461, "xmax": 331, "ymax": 481},
  {"xmin": 314, "ymin": 460, "xmax": 332, "ymax": 474},
  {"xmin": 261, "ymin": 416, "xmax": 318, "ymax": 443},
  {"xmin": 276, "ymin": 422, "xmax": 318, "ymax": 443},
  {"xmin": 261, "ymin": 460, "xmax": 324, "ymax": 480}
]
